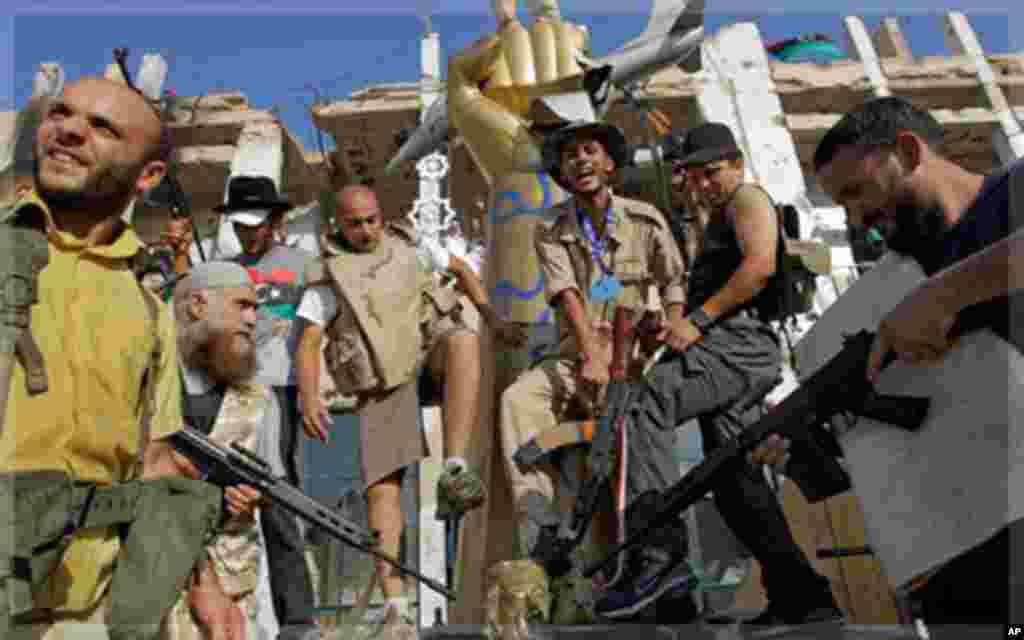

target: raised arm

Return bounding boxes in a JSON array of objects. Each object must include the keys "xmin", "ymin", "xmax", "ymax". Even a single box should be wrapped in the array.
[{"xmin": 867, "ymin": 225, "xmax": 1024, "ymax": 379}]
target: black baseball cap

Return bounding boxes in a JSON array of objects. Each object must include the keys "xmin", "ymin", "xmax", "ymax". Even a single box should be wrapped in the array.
[{"xmin": 677, "ymin": 122, "xmax": 741, "ymax": 167}]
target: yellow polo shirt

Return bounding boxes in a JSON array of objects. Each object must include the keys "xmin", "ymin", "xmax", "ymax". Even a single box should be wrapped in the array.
[{"xmin": 0, "ymin": 192, "xmax": 183, "ymax": 613}]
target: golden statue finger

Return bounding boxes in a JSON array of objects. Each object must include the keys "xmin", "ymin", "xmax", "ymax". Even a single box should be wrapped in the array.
[
  {"xmin": 488, "ymin": 22, "xmax": 587, "ymax": 110},
  {"xmin": 529, "ymin": 15, "xmax": 559, "ymax": 83},
  {"xmin": 555, "ymin": 21, "xmax": 587, "ymax": 78},
  {"xmin": 448, "ymin": 33, "xmax": 505, "ymax": 92},
  {"xmin": 499, "ymin": 18, "xmax": 538, "ymax": 87}
]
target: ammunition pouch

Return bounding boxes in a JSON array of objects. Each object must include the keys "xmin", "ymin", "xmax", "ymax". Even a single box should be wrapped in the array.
[
  {"xmin": 108, "ymin": 476, "xmax": 223, "ymax": 640},
  {"xmin": 0, "ymin": 471, "xmax": 88, "ymax": 624},
  {"xmin": 1, "ymin": 471, "xmax": 223, "ymax": 640}
]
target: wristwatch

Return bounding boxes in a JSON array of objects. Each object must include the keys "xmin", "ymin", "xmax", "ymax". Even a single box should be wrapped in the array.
[{"xmin": 686, "ymin": 307, "xmax": 714, "ymax": 333}]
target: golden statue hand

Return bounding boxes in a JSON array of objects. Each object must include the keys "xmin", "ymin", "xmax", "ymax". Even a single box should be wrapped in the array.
[{"xmin": 447, "ymin": 0, "xmax": 591, "ymax": 178}]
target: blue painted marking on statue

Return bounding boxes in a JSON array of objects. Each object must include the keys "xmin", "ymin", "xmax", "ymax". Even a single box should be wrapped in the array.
[
  {"xmin": 489, "ymin": 171, "xmax": 558, "ymax": 225},
  {"xmin": 492, "ymin": 272, "xmax": 546, "ymax": 301}
]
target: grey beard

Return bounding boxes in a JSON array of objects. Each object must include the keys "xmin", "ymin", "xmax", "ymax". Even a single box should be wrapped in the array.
[{"xmin": 180, "ymin": 319, "xmax": 259, "ymax": 386}]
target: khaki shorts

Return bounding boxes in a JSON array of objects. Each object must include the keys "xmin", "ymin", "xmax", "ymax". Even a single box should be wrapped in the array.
[{"xmin": 357, "ymin": 308, "xmax": 475, "ymax": 490}]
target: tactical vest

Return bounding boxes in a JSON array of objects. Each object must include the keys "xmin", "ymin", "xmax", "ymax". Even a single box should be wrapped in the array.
[{"xmin": 314, "ymin": 225, "xmax": 460, "ymax": 397}]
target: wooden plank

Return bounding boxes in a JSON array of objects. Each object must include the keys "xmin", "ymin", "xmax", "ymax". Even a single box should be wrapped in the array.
[
  {"xmin": 731, "ymin": 484, "xmax": 901, "ymax": 624},
  {"xmin": 875, "ymin": 18, "xmax": 914, "ymax": 63},
  {"xmin": 943, "ymin": 11, "xmax": 1024, "ymax": 162},
  {"xmin": 822, "ymin": 495, "xmax": 901, "ymax": 623},
  {"xmin": 697, "ymin": 22, "xmax": 808, "ymax": 207},
  {"xmin": 729, "ymin": 482, "xmax": 843, "ymax": 617},
  {"xmin": 417, "ymin": 27, "xmax": 449, "ymax": 629},
  {"xmin": 419, "ymin": 406, "xmax": 447, "ymax": 627},
  {"xmin": 844, "ymin": 16, "xmax": 891, "ymax": 98},
  {"xmin": 227, "ymin": 120, "xmax": 285, "ymax": 194}
]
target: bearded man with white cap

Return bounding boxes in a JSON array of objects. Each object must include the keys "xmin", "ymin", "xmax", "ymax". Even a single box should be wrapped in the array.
[
  {"xmin": 166, "ymin": 260, "xmax": 288, "ymax": 640},
  {"xmin": 165, "ymin": 177, "xmax": 320, "ymax": 640}
]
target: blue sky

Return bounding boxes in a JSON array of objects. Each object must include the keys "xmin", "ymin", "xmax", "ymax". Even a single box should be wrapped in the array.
[{"xmin": 3, "ymin": 1, "xmax": 1022, "ymax": 154}]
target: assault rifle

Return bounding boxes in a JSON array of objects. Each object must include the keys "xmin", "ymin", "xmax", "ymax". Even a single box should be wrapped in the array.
[
  {"xmin": 529, "ymin": 307, "xmax": 656, "ymax": 578},
  {"xmin": 168, "ymin": 427, "xmax": 454, "ymax": 601},
  {"xmin": 585, "ymin": 329, "xmax": 932, "ymax": 578}
]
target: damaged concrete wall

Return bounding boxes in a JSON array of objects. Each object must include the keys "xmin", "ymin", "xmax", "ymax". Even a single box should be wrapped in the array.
[{"xmin": 311, "ymin": 48, "xmax": 1024, "ymax": 242}]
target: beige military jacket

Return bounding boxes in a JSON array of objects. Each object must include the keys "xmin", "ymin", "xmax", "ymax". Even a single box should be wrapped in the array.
[
  {"xmin": 307, "ymin": 222, "xmax": 460, "ymax": 397},
  {"xmin": 535, "ymin": 193, "xmax": 686, "ymax": 357}
]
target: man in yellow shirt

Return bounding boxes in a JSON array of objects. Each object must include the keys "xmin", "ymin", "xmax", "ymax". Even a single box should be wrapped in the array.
[{"xmin": 1, "ymin": 76, "xmax": 257, "ymax": 640}]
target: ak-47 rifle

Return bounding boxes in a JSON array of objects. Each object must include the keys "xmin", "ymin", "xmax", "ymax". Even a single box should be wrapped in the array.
[
  {"xmin": 584, "ymin": 329, "xmax": 932, "ymax": 578},
  {"xmin": 113, "ymin": 48, "xmax": 205, "ymax": 264},
  {"xmin": 528, "ymin": 306, "xmax": 657, "ymax": 578},
  {"xmin": 168, "ymin": 426, "xmax": 454, "ymax": 601}
]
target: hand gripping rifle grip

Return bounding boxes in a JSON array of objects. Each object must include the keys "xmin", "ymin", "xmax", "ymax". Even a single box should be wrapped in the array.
[{"xmin": 861, "ymin": 340, "xmax": 932, "ymax": 431}]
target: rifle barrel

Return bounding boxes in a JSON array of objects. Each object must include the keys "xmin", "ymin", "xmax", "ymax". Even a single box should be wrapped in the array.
[{"xmin": 169, "ymin": 428, "xmax": 454, "ymax": 600}]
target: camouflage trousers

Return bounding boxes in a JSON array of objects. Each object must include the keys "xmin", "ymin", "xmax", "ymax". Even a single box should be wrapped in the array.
[
  {"xmin": 162, "ymin": 514, "xmax": 269, "ymax": 640},
  {"xmin": 8, "ymin": 596, "xmax": 110, "ymax": 640}
]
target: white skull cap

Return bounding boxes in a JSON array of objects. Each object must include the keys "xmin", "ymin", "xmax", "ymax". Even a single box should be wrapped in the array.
[{"xmin": 177, "ymin": 260, "xmax": 252, "ymax": 294}]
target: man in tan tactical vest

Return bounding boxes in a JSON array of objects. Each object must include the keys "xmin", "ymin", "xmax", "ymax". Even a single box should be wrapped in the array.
[
  {"xmin": 165, "ymin": 260, "xmax": 286, "ymax": 640},
  {"xmin": 295, "ymin": 185, "xmax": 486, "ymax": 640}
]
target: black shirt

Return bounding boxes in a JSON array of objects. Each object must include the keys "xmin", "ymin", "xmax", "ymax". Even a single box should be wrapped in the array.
[
  {"xmin": 181, "ymin": 374, "xmax": 228, "ymax": 435},
  {"xmin": 921, "ymin": 159, "xmax": 1023, "ymax": 353}
]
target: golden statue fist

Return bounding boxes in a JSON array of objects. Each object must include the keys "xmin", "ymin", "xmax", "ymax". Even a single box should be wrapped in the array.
[{"xmin": 446, "ymin": 0, "xmax": 595, "ymax": 330}]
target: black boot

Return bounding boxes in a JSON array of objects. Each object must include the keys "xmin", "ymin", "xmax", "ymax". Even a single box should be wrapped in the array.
[{"xmin": 741, "ymin": 587, "xmax": 843, "ymax": 635}]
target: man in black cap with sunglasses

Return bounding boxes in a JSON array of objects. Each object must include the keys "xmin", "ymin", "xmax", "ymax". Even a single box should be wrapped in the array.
[{"xmin": 615, "ymin": 121, "xmax": 840, "ymax": 631}]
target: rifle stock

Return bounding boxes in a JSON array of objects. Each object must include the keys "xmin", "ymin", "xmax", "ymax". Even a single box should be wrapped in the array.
[
  {"xmin": 584, "ymin": 329, "xmax": 932, "ymax": 578},
  {"xmin": 168, "ymin": 427, "xmax": 454, "ymax": 600}
]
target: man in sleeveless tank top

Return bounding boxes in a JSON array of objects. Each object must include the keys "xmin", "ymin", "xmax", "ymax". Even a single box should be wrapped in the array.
[{"xmin": 603, "ymin": 122, "xmax": 841, "ymax": 629}]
